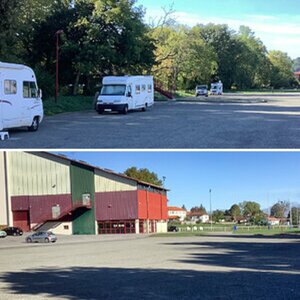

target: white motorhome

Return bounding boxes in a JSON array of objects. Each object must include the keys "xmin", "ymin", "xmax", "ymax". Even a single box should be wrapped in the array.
[
  {"xmin": 96, "ymin": 76, "xmax": 154, "ymax": 114},
  {"xmin": 210, "ymin": 81, "xmax": 223, "ymax": 95},
  {"xmin": 0, "ymin": 62, "xmax": 43, "ymax": 132}
]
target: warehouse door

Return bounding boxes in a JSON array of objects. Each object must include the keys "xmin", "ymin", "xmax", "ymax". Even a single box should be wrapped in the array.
[
  {"xmin": 98, "ymin": 221, "xmax": 136, "ymax": 234},
  {"xmin": 13, "ymin": 211, "xmax": 30, "ymax": 232}
]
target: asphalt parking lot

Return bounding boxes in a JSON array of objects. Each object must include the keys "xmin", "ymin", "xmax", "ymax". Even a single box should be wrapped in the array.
[
  {"xmin": 0, "ymin": 233, "xmax": 299, "ymax": 299},
  {"xmin": 1, "ymin": 93, "xmax": 300, "ymax": 149}
]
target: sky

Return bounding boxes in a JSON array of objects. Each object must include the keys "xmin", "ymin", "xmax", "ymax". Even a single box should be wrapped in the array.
[
  {"xmin": 137, "ymin": 0, "xmax": 300, "ymax": 59},
  {"xmin": 57, "ymin": 151, "xmax": 300, "ymax": 211}
]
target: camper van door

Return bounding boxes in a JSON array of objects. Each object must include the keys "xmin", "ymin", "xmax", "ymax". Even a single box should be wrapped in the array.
[
  {"xmin": 20, "ymin": 81, "xmax": 39, "ymax": 126},
  {"xmin": 0, "ymin": 76, "xmax": 19, "ymax": 128}
]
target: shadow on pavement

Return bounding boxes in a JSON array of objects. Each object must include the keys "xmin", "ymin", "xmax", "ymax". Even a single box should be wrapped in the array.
[
  {"xmin": 1, "ymin": 266, "xmax": 299, "ymax": 300},
  {"xmin": 163, "ymin": 235, "xmax": 300, "ymax": 274}
]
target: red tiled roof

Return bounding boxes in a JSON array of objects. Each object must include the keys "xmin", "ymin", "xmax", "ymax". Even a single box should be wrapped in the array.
[
  {"xmin": 168, "ymin": 206, "xmax": 186, "ymax": 211},
  {"xmin": 294, "ymin": 72, "xmax": 300, "ymax": 75}
]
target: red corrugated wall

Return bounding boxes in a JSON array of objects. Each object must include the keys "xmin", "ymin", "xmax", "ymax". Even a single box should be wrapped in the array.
[
  {"xmin": 95, "ymin": 191, "xmax": 138, "ymax": 221},
  {"xmin": 138, "ymin": 190, "xmax": 168, "ymax": 220},
  {"xmin": 11, "ymin": 194, "xmax": 72, "ymax": 224}
]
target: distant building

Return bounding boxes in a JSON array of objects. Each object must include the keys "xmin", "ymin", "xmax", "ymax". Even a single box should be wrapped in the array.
[
  {"xmin": 267, "ymin": 217, "xmax": 280, "ymax": 225},
  {"xmin": 294, "ymin": 72, "xmax": 300, "ymax": 81},
  {"xmin": 168, "ymin": 206, "xmax": 187, "ymax": 222},
  {"xmin": 187, "ymin": 212, "xmax": 210, "ymax": 223}
]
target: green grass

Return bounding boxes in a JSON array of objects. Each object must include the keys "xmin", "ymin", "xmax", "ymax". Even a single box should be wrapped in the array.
[
  {"xmin": 152, "ymin": 232, "xmax": 208, "ymax": 237},
  {"xmin": 233, "ymin": 228, "xmax": 300, "ymax": 235},
  {"xmin": 174, "ymin": 90, "xmax": 194, "ymax": 98},
  {"xmin": 43, "ymin": 96, "xmax": 94, "ymax": 116},
  {"xmin": 154, "ymin": 91, "xmax": 170, "ymax": 101}
]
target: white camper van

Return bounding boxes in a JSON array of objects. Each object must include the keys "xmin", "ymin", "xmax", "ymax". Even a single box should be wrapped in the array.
[
  {"xmin": 0, "ymin": 62, "xmax": 43, "ymax": 132},
  {"xmin": 96, "ymin": 76, "xmax": 154, "ymax": 114},
  {"xmin": 210, "ymin": 81, "xmax": 223, "ymax": 95}
]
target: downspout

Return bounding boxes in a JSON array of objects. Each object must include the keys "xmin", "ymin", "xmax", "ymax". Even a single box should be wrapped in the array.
[{"xmin": 3, "ymin": 152, "xmax": 10, "ymax": 225}]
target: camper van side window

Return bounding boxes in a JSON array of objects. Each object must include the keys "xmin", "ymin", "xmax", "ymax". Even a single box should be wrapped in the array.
[
  {"xmin": 141, "ymin": 84, "xmax": 146, "ymax": 92},
  {"xmin": 148, "ymin": 84, "xmax": 152, "ymax": 93},
  {"xmin": 23, "ymin": 81, "xmax": 37, "ymax": 98},
  {"xmin": 136, "ymin": 85, "xmax": 141, "ymax": 94},
  {"xmin": 4, "ymin": 80, "xmax": 17, "ymax": 95}
]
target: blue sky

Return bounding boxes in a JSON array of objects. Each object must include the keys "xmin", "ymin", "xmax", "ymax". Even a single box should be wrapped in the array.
[
  {"xmin": 137, "ymin": 0, "xmax": 300, "ymax": 59},
  {"xmin": 58, "ymin": 151, "xmax": 300, "ymax": 211}
]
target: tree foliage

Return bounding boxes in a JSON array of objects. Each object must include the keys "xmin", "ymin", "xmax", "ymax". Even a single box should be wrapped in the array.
[
  {"xmin": 229, "ymin": 204, "xmax": 241, "ymax": 221},
  {"xmin": 0, "ymin": 0, "xmax": 296, "ymax": 99},
  {"xmin": 124, "ymin": 167, "xmax": 163, "ymax": 187},
  {"xmin": 293, "ymin": 58, "xmax": 300, "ymax": 72},
  {"xmin": 190, "ymin": 205, "xmax": 207, "ymax": 214},
  {"xmin": 270, "ymin": 200, "xmax": 290, "ymax": 218}
]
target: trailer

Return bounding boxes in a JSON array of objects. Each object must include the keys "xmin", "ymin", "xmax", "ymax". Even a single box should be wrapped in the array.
[
  {"xmin": 96, "ymin": 76, "xmax": 154, "ymax": 114},
  {"xmin": 210, "ymin": 81, "xmax": 223, "ymax": 95},
  {"xmin": 0, "ymin": 62, "xmax": 43, "ymax": 132}
]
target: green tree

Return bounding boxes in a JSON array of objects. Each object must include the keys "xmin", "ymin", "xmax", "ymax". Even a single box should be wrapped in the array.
[
  {"xmin": 293, "ymin": 57, "xmax": 300, "ymax": 72},
  {"xmin": 190, "ymin": 205, "xmax": 207, "ymax": 214},
  {"xmin": 212, "ymin": 210, "xmax": 225, "ymax": 222},
  {"xmin": 0, "ymin": 0, "xmax": 20, "ymax": 61},
  {"xmin": 240, "ymin": 201, "xmax": 261, "ymax": 218},
  {"xmin": 124, "ymin": 167, "xmax": 163, "ymax": 186},
  {"xmin": 199, "ymin": 23, "xmax": 240, "ymax": 89},
  {"xmin": 229, "ymin": 204, "xmax": 241, "ymax": 221},
  {"xmin": 269, "ymin": 50, "xmax": 295, "ymax": 88},
  {"xmin": 290, "ymin": 207, "xmax": 300, "ymax": 225},
  {"xmin": 270, "ymin": 200, "xmax": 290, "ymax": 218}
]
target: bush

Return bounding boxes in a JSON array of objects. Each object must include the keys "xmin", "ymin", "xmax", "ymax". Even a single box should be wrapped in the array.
[{"xmin": 34, "ymin": 67, "xmax": 55, "ymax": 99}]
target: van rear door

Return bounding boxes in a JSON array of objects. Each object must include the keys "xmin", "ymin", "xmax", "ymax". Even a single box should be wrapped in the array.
[{"xmin": 21, "ymin": 81, "xmax": 38, "ymax": 126}]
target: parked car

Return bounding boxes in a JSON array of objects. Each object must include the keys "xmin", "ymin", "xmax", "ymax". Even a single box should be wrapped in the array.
[
  {"xmin": 26, "ymin": 231, "xmax": 57, "ymax": 243},
  {"xmin": 3, "ymin": 226, "xmax": 23, "ymax": 236},
  {"xmin": 168, "ymin": 226, "xmax": 179, "ymax": 232},
  {"xmin": 0, "ymin": 230, "xmax": 7, "ymax": 238},
  {"xmin": 195, "ymin": 85, "xmax": 208, "ymax": 97}
]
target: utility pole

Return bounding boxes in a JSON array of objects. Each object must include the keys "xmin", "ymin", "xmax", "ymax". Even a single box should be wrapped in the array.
[{"xmin": 209, "ymin": 189, "xmax": 212, "ymax": 232}]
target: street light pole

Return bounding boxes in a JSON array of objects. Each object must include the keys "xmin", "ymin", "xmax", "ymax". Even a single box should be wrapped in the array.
[
  {"xmin": 209, "ymin": 189, "xmax": 212, "ymax": 232},
  {"xmin": 55, "ymin": 30, "xmax": 64, "ymax": 103}
]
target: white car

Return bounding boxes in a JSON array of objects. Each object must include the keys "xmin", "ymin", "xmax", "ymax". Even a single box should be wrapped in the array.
[
  {"xmin": 0, "ymin": 230, "xmax": 7, "ymax": 238},
  {"xmin": 195, "ymin": 85, "xmax": 208, "ymax": 97}
]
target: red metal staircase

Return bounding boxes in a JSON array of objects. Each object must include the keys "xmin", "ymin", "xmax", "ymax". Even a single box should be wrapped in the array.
[
  {"xmin": 32, "ymin": 200, "xmax": 92, "ymax": 231},
  {"xmin": 154, "ymin": 80, "xmax": 175, "ymax": 100}
]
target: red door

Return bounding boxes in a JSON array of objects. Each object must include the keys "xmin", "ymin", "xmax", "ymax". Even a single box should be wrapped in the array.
[{"xmin": 13, "ymin": 211, "xmax": 30, "ymax": 232}]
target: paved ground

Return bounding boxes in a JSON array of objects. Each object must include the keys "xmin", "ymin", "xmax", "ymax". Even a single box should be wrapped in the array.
[
  {"xmin": 1, "ymin": 93, "xmax": 300, "ymax": 149},
  {"xmin": 0, "ymin": 233, "xmax": 300, "ymax": 299}
]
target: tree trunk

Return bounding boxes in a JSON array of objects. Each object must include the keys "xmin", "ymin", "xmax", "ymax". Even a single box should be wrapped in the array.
[{"xmin": 73, "ymin": 71, "xmax": 80, "ymax": 95}]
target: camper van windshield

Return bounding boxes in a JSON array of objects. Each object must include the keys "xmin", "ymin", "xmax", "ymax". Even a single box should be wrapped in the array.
[{"xmin": 101, "ymin": 85, "xmax": 126, "ymax": 96}]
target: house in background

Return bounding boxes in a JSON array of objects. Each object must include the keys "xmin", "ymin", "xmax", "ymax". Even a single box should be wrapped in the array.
[
  {"xmin": 267, "ymin": 217, "xmax": 280, "ymax": 225},
  {"xmin": 168, "ymin": 206, "xmax": 187, "ymax": 222},
  {"xmin": 187, "ymin": 211, "xmax": 210, "ymax": 223},
  {"xmin": 294, "ymin": 71, "xmax": 300, "ymax": 81}
]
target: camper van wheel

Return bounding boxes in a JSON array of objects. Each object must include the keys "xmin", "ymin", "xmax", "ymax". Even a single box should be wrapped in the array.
[
  {"xmin": 97, "ymin": 109, "xmax": 104, "ymax": 114},
  {"xmin": 122, "ymin": 105, "xmax": 128, "ymax": 115},
  {"xmin": 142, "ymin": 103, "xmax": 148, "ymax": 112},
  {"xmin": 28, "ymin": 117, "xmax": 39, "ymax": 132}
]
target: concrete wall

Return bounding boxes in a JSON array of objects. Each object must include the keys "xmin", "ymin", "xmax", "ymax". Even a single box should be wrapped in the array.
[
  {"xmin": 0, "ymin": 152, "xmax": 8, "ymax": 225},
  {"xmin": 156, "ymin": 221, "xmax": 168, "ymax": 233},
  {"xmin": 36, "ymin": 221, "xmax": 73, "ymax": 235},
  {"xmin": 7, "ymin": 152, "xmax": 71, "ymax": 196},
  {"xmin": 95, "ymin": 169, "xmax": 137, "ymax": 192}
]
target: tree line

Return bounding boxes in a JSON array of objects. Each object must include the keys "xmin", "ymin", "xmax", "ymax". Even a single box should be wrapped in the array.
[{"xmin": 1, "ymin": 0, "xmax": 299, "ymax": 99}]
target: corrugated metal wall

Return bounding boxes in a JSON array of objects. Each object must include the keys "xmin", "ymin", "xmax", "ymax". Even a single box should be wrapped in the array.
[
  {"xmin": 94, "ymin": 169, "xmax": 137, "ymax": 192},
  {"xmin": 70, "ymin": 164, "xmax": 95, "ymax": 235},
  {"xmin": 138, "ymin": 190, "xmax": 168, "ymax": 220},
  {"xmin": 11, "ymin": 194, "xmax": 72, "ymax": 224},
  {"xmin": 7, "ymin": 152, "xmax": 70, "ymax": 196},
  {"xmin": 95, "ymin": 191, "xmax": 138, "ymax": 221}
]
